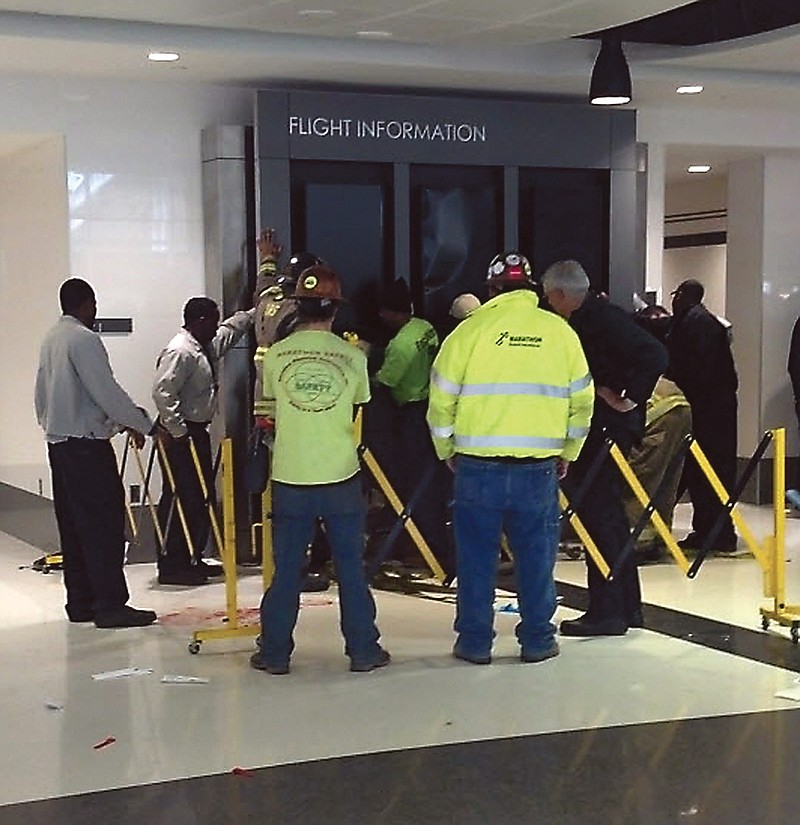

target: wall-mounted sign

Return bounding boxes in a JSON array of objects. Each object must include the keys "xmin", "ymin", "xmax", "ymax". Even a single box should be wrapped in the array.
[
  {"xmin": 288, "ymin": 116, "xmax": 486, "ymax": 144},
  {"xmin": 259, "ymin": 89, "xmax": 636, "ymax": 169}
]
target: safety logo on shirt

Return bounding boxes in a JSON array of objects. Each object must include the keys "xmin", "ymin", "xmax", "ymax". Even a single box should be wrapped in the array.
[
  {"xmin": 494, "ymin": 330, "xmax": 543, "ymax": 347},
  {"xmin": 280, "ymin": 356, "xmax": 347, "ymax": 412}
]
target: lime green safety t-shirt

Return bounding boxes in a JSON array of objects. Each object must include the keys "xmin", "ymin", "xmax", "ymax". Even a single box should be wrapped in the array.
[
  {"xmin": 375, "ymin": 317, "xmax": 439, "ymax": 405},
  {"xmin": 261, "ymin": 330, "xmax": 370, "ymax": 485}
]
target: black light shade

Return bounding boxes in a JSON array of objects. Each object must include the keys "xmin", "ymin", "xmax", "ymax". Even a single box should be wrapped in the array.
[{"xmin": 589, "ymin": 39, "xmax": 632, "ymax": 105}]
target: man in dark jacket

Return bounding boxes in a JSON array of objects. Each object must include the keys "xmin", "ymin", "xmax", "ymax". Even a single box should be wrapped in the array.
[
  {"xmin": 668, "ymin": 279, "xmax": 738, "ymax": 552},
  {"xmin": 543, "ymin": 261, "xmax": 668, "ymax": 636}
]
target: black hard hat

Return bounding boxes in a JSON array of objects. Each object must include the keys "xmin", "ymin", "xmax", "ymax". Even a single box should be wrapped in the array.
[{"xmin": 279, "ymin": 252, "xmax": 324, "ymax": 288}]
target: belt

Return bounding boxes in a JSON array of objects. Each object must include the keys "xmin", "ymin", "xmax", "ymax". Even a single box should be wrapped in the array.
[{"xmin": 463, "ymin": 455, "xmax": 554, "ymax": 465}]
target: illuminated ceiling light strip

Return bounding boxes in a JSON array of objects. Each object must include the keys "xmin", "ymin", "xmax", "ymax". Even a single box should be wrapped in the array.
[
  {"xmin": 148, "ymin": 51, "xmax": 180, "ymax": 62},
  {"xmin": 687, "ymin": 164, "xmax": 711, "ymax": 173},
  {"xmin": 676, "ymin": 85, "xmax": 704, "ymax": 94}
]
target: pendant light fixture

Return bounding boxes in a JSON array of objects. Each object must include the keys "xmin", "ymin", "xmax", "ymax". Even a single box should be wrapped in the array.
[{"xmin": 589, "ymin": 38, "xmax": 632, "ymax": 105}]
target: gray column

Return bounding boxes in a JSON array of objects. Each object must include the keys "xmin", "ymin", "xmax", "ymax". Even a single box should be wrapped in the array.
[{"xmin": 202, "ymin": 125, "xmax": 253, "ymax": 555}]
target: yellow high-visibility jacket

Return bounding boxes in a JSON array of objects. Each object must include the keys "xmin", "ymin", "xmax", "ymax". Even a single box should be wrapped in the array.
[{"xmin": 427, "ymin": 290, "xmax": 594, "ymax": 462}]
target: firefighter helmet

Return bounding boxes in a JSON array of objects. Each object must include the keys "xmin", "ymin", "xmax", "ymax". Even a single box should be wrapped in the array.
[
  {"xmin": 294, "ymin": 264, "xmax": 343, "ymax": 302},
  {"xmin": 486, "ymin": 251, "xmax": 532, "ymax": 286},
  {"xmin": 278, "ymin": 252, "xmax": 323, "ymax": 289}
]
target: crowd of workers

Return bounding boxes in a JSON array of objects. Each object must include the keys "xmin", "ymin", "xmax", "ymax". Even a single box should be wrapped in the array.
[{"xmin": 34, "ymin": 227, "xmax": 742, "ymax": 670}]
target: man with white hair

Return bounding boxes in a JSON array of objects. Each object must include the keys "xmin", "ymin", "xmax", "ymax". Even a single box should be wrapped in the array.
[
  {"xmin": 542, "ymin": 260, "xmax": 667, "ymax": 636},
  {"xmin": 449, "ymin": 293, "xmax": 481, "ymax": 321}
]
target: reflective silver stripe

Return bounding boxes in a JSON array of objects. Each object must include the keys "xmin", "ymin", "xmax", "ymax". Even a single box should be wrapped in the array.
[
  {"xmin": 455, "ymin": 435, "xmax": 565, "ymax": 450},
  {"xmin": 569, "ymin": 374, "xmax": 592, "ymax": 393},
  {"xmin": 431, "ymin": 370, "xmax": 462, "ymax": 395},
  {"xmin": 567, "ymin": 426, "xmax": 590, "ymax": 439},
  {"xmin": 430, "ymin": 424, "xmax": 454, "ymax": 438},
  {"xmin": 460, "ymin": 382, "xmax": 569, "ymax": 398}
]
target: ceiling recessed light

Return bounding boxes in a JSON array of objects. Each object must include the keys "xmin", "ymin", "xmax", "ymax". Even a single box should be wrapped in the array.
[
  {"xmin": 687, "ymin": 164, "xmax": 711, "ymax": 173},
  {"xmin": 148, "ymin": 51, "xmax": 180, "ymax": 62},
  {"xmin": 298, "ymin": 9, "xmax": 336, "ymax": 17},
  {"xmin": 356, "ymin": 30, "xmax": 392, "ymax": 39},
  {"xmin": 676, "ymin": 85, "xmax": 704, "ymax": 94}
]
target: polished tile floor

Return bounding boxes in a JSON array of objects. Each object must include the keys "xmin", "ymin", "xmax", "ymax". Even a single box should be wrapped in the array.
[{"xmin": 1, "ymin": 502, "xmax": 800, "ymax": 823}]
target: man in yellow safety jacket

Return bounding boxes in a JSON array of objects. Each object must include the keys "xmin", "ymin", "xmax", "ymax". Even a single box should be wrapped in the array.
[{"xmin": 427, "ymin": 251, "xmax": 594, "ymax": 665}]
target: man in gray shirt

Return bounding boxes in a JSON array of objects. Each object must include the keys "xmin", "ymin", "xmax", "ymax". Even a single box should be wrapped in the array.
[
  {"xmin": 35, "ymin": 278, "xmax": 157, "ymax": 628},
  {"xmin": 152, "ymin": 297, "xmax": 254, "ymax": 585}
]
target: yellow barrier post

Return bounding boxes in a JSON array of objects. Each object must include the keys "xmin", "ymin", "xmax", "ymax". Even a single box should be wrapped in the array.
[
  {"xmin": 189, "ymin": 438, "xmax": 261, "ymax": 653},
  {"xmin": 759, "ymin": 428, "xmax": 800, "ymax": 641}
]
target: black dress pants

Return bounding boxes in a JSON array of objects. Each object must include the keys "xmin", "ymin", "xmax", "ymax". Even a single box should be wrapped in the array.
[
  {"xmin": 561, "ymin": 425, "xmax": 642, "ymax": 622},
  {"xmin": 48, "ymin": 438, "xmax": 129, "ymax": 617},
  {"xmin": 156, "ymin": 423, "xmax": 214, "ymax": 572},
  {"xmin": 682, "ymin": 396, "xmax": 737, "ymax": 545}
]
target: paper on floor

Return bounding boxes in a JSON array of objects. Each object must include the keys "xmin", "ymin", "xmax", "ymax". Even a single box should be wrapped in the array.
[{"xmin": 91, "ymin": 667, "xmax": 154, "ymax": 681}]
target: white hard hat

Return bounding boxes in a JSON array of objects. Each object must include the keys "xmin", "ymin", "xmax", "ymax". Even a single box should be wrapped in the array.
[{"xmin": 450, "ymin": 293, "xmax": 481, "ymax": 320}]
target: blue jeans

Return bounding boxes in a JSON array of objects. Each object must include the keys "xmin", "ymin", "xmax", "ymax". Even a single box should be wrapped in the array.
[
  {"xmin": 453, "ymin": 456, "xmax": 560, "ymax": 657},
  {"xmin": 259, "ymin": 474, "xmax": 381, "ymax": 666}
]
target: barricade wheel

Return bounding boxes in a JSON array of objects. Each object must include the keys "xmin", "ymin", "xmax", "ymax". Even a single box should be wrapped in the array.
[
  {"xmin": 761, "ymin": 616, "xmax": 770, "ymax": 631},
  {"xmin": 792, "ymin": 624, "xmax": 799, "ymax": 645},
  {"xmin": 255, "ymin": 635, "xmax": 262, "ymax": 650},
  {"xmin": 188, "ymin": 641, "xmax": 201, "ymax": 655}
]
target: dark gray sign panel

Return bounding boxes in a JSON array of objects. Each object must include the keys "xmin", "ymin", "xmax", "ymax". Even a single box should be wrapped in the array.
[{"xmin": 258, "ymin": 90, "xmax": 635, "ymax": 171}]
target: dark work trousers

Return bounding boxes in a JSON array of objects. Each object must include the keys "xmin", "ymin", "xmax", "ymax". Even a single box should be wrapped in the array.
[
  {"xmin": 399, "ymin": 400, "xmax": 453, "ymax": 573},
  {"xmin": 562, "ymin": 425, "xmax": 641, "ymax": 622},
  {"xmin": 362, "ymin": 388, "xmax": 453, "ymax": 573},
  {"xmin": 48, "ymin": 438, "xmax": 129, "ymax": 618},
  {"xmin": 681, "ymin": 396, "xmax": 737, "ymax": 545},
  {"xmin": 156, "ymin": 422, "xmax": 214, "ymax": 573}
]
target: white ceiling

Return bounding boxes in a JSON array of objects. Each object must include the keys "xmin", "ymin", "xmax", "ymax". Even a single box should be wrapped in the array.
[{"xmin": 1, "ymin": 2, "xmax": 800, "ymax": 186}]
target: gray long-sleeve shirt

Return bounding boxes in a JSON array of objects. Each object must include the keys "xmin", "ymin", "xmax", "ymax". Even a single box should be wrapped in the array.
[
  {"xmin": 34, "ymin": 315, "xmax": 153, "ymax": 443},
  {"xmin": 152, "ymin": 309, "xmax": 254, "ymax": 438}
]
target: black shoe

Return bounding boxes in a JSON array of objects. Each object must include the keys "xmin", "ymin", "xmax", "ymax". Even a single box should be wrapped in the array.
[
  {"xmin": 559, "ymin": 613, "xmax": 628, "ymax": 637},
  {"xmin": 158, "ymin": 568, "xmax": 209, "ymax": 586},
  {"xmin": 452, "ymin": 646, "xmax": 491, "ymax": 665},
  {"xmin": 196, "ymin": 560, "xmax": 224, "ymax": 578},
  {"xmin": 521, "ymin": 642, "xmax": 560, "ymax": 663},
  {"xmin": 94, "ymin": 606, "xmax": 157, "ymax": 628},
  {"xmin": 302, "ymin": 572, "xmax": 330, "ymax": 593},
  {"xmin": 66, "ymin": 607, "xmax": 94, "ymax": 623},
  {"xmin": 635, "ymin": 541, "xmax": 665, "ymax": 565},
  {"xmin": 628, "ymin": 608, "xmax": 645, "ymax": 629},
  {"xmin": 350, "ymin": 647, "xmax": 391, "ymax": 672},
  {"xmin": 249, "ymin": 652, "xmax": 290, "ymax": 675},
  {"xmin": 677, "ymin": 532, "xmax": 705, "ymax": 550}
]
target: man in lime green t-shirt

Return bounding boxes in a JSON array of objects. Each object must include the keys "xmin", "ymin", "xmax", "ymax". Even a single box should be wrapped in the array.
[
  {"xmin": 251, "ymin": 265, "xmax": 389, "ymax": 675},
  {"xmin": 370, "ymin": 279, "xmax": 451, "ymax": 574}
]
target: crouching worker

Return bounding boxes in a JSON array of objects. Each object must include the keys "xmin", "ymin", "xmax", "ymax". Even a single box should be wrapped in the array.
[{"xmin": 251, "ymin": 265, "xmax": 389, "ymax": 675}]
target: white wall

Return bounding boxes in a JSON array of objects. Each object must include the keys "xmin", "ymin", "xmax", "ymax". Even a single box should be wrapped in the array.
[
  {"xmin": 0, "ymin": 136, "xmax": 69, "ymax": 491},
  {"xmin": 662, "ymin": 245, "xmax": 727, "ymax": 317},
  {"xmin": 0, "ymin": 76, "xmax": 253, "ymax": 494}
]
